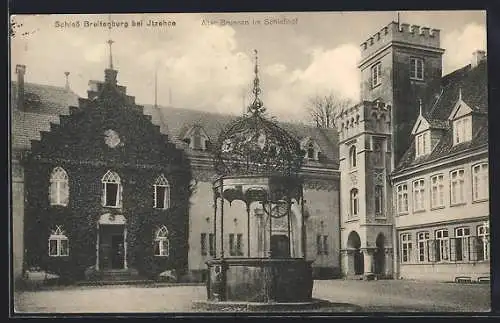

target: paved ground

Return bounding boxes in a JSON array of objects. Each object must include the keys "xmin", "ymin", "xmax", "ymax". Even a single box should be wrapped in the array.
[{"xmin": 13, "ymin": 279, "xmax": 491, "ymax": 314}]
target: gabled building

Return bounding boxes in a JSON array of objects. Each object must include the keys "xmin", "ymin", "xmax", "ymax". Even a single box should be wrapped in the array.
[{"xmin": 391, "ymin": 53, "xmax": 489, "ymax": 281}]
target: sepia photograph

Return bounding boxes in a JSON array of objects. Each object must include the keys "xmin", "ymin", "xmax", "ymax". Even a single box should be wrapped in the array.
[{"xmin": 10, "ymin": 10, "xmax": 490, "ymax": 314}]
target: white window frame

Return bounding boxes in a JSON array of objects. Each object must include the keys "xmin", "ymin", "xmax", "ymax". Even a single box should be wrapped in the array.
[
  {"xmin": 49, "ymin": 167, "xmax": 69, "ymax": 206},
  {"xmin": 412, "ymin": 179, "xmax": 426, "ymax": 212},
  {"xmin": 453, "ymin": 116, "xmax": 472, "ymax": 145},
  {"xmin": 450, "ymin": 169, "xmax": 465, "ymax": 205},
  {"xmin": 102, "ymin": 170, "xmax": 122, "ymax": 208},
  {"xmin": 400, "ymin": 233, "xmax": 412, "ymax": 263},
  {"xmin": 477, "ymin": 223, "xmax": 489, "ymax": 261},
  {"xmin": 396, "ymin": 183, "xmax": 409, "ymax": 214},
  {"xmin": 48, "ymin": 225, "xmax": 69, "ymax": 257},
  {"xmin": 430, "ymin": 174, "xmax": 445, "ymax": 209},
  {"xmin": 371, "ymin": 62, "xmax": 382, "ymax": 88},
  {"xmin": 417, "ymin": 231, "xmax": 430, "ymax": 262},
  {"xmin": 154, "ymin": 226, "xmax": 170, "ymax": 257},
  {"xmin": 472, "ymin": 163, "xmax": 489, "ymax": 201},
  {"xmin": 415, "ymin": 131, "xmax": 430, "ymax": 158},
  {"xmin": 435, "ymin": 229, "xmax": 449, "ymax": 262},
  {"xmin": 454, "ymin": 227, "xmax": 471, "ymax": 262},
  {"xmin": 153, "ymin": 174, "xmax": 170, "ymax": 209},
  {"xmin": 410, "ymin": 57, "xmax": 424, "ymax": 80}
]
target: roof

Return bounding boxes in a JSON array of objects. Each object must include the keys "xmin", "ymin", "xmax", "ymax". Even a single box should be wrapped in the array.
[
  {"xmin": 143, "ymin": 104, "xmax": 339, "ymax": 164},
  {"xmin": 394, "ymin": 59, "xmax": 488, "ymax": 172},
  {"xmin": 11, "ymin": 81, "xmax": 339, "ymax": 166},
  {"xmin": 11, "ymin": 82, "xmax": 80, "ymax": 150}
]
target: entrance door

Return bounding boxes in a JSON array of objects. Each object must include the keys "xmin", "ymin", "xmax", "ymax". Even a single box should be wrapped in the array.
[
  {"xmin": 111, "ymin": 235, "xmax": 124, "ymax": 269},
  {"xmin": 99, "ymin": 225, "xmax": 125, "ymax": 270},
  {"xmin": 354, "ymin": 250, "xmax": 364, "ymax": 275},
  {"xmin": 270, "ymin": 235, "xmax": 290, "ymax": 258}
]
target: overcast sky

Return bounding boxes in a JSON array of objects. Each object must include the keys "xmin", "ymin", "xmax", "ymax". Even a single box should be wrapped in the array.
[{"xmin": 10, "ymin": 11, "xmax": 486, "ymax": 123}]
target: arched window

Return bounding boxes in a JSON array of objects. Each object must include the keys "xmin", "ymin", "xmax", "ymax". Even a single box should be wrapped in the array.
[
  {"xmin": 48, "ymin": 225, "xmax": 69, "ymax": 256},
  {"xmin": 102, "ymin": 170, "xmax": 122, "ymax": 208},
  {"xmin": 349, "ymin": 145, "xmax": 357, "ymax": 168},
  {"xmin": 476, "ymin": 223, "xmax": 489, "ymax": 261},
  {"xmin": 350, "ymin": 188, "xmax": 359, "ymax": 216},
  {"xmin": 154, "ymin": 226, "xmax": 169, "ymax": 257},
  {"xmin": 49, "ymin": 167, "xmax": 69, "ymax": 206},
  {"xmin": 154, "ymin": 174, "xmax": 170, "ymax": 209}
]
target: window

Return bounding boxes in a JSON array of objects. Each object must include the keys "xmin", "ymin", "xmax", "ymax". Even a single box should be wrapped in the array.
[
  {"xmin": 431, "ymin": 174, "xmax": 445, "ymax": 208},
  {"xmin": 209, "ymin": 233, "xmax": 215, "ymax": 256},
  {"xmin": 476, "ymin": 224, "xmax": 489, "ymax": 261},
  {"xmin": 48, "ymin": 225, "xmax": 69, "ymax": 257},
  {"xmin": 413, "ymin": 179, "xmax": 425, "ymax": 212},
  {"xmin": 317, "ymin": 235, "xmax": 329, "ymax": 255},
  {"xmin": 417, "ymin": 231, "xmax": 430, "ymax": 262},
  {"xmin": 349, "ymin": 145, "xmax": 357, "ymax": 168},
  {"xmin": 400, "ymin": 233, "xmax": 412, "ymax": 263},
  {"xmin": 49, "ymin": 167, "xmax": 69, "ymax": 206},
  {"xmin": 410, "ymin": 57, "xmax": 424, "ymax": 80},
  {"xmin": 154, "ymin": 226, "xmax": 169, "ymax": 257},
  {"xmin": 435, "ymin": 229, "xmax": 449, "ymax": 262},
  {"xmin": 472, "ymin": 163, "xmax": 489, "ymax": 201},
  {"xmin": 350, "ymin": 188, "xmax": 359, "ymax": 217},
  {"xmin": 229, "ymin": 233, "xmax": 243, "ymax": 256},
  {"xmin": 102, "ymin": 170, "xmax": 121, "ymax": 208},
  {"xmin": 450, "ymin": 169, "xmax": 465, "ymax": 205},
  {"xmin": 371, "ymin": 62, "xmax": 382, "ymax": 88},
  {"xmin": 396, "ymin": 183, "xmax": 409, "ymax": 214},
  {"xmin": 373, "ymin": 139, "xmax": 383, "ymax": 166},
  {"xmin": 453, "ymin": 116, "xmax": 472, "ymax": 145},
  {"xmin": 201, "ymin": 233, "xmax": 207, "ymax": 256},
  {"xmin": 415, "ymin": 131, "xmax": 430, "ymax": 157},
  {"xmin": 153, "ymin": 174, "xmax": 170, "ymax": 209},
  {"xmin": 375, "ymin": 185, "xmax": 384, "ymax": 215},
  {"xmin": 454, "ymin": 227, "xmax": 470, "ymax": 261}
]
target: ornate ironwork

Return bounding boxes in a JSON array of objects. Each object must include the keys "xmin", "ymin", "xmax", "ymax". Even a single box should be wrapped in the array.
[{"xmin": 213, "ymin": 50, "xmax": 304, "ymax": 177}]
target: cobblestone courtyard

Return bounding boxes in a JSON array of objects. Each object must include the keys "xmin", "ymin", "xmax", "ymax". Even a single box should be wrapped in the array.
[{"xmin": 13, "ymin": 280, "xmax": 491, "ymax": 314}]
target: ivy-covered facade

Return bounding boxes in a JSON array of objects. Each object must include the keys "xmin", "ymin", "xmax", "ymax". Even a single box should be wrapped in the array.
[{"xmin": 22, "ymin": 68, "xmax": 193, "ymax": 282}]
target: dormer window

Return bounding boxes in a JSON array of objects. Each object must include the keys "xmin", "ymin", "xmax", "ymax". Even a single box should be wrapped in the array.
[
  {"xmin": 371, "ymin": 62, "xmax": 381, "ymax": 88},
  {"xmin": 301, "ymin": 138, "xmax": 320, "ymax": 161},
  {"xmin": 410, "ymin": 57, "xmax": 424, "ymax": 81},
  {"xmin": 453, "ymin": 116, "xmax": 472, "ymax": 145},
  {"xmin": 183, "ymin": 125, "xmax": 210, "ymax": 151},
  {"xmin": 415, "ymin": 131, "xmax": 431, "ymax": 158}
]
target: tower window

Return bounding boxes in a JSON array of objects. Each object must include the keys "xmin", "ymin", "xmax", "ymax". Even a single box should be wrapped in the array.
[
  {"xmin": 350, "ymin": 188, "xmax": 359, "ymax": 216},
  {"xmin": 371, "ymin": 62, "xmax": 382, "ymax": 88},
  {"xmin": 374, "ymin": 185, "xmax": 384, "ymax": 215},
  {"xmin": 410, "ymin": 57, "xmax": 424, "ymax": 80},
  {"xmin": 349, "ymin": 145, "xmax": 357, "ymax": 168}
]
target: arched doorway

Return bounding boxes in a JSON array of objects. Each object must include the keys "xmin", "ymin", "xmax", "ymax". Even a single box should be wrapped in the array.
[
  {"xmin": 374, "ymin": 233, "xmax": 385, "ymax": 276},
  {"xmin": 347, "ymin": 231, "xmax": 363, "ymax": 275}
]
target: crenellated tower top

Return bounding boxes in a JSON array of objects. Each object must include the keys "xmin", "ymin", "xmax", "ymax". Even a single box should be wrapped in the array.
[{"xmin": 359, "ymin": 21, "xmax": 441, "ymax": 63}]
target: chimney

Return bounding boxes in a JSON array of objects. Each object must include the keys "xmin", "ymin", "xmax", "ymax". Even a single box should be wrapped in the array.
[
  {"xmin": 15, "ymin": 64, "xmax": 26, "ymax": 110},
  {"xmin": 472, "ymin": 50, "xmax": 486, "ymax": 68},
  {"xmin": 64, "ymin": 71, "xmax": 70, "ymax": 90}
]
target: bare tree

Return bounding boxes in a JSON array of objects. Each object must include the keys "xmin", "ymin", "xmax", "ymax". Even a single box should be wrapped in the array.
[{"xmin": 307, "ymin": 92, "xmax": 353, "ymax": 128}]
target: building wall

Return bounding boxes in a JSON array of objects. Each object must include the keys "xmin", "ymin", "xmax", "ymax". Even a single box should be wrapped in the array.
[
  {"xmin": 303, "ymin": 183, "xmax": 341, "ymax": 277},
  {"xmin": 397, "ymin": 219, "xmax": 490, "ymax": 281},
  {"xmin": 393, "ymin": 154, "xmax": 489, "ymax": 280},
  {"xmin": 11, "ymin": 156, "xmax": 25, "ymax": 285},
  {"xmin": 394, "ymin": 156, "xmax": 489, "ymax": 228}
]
